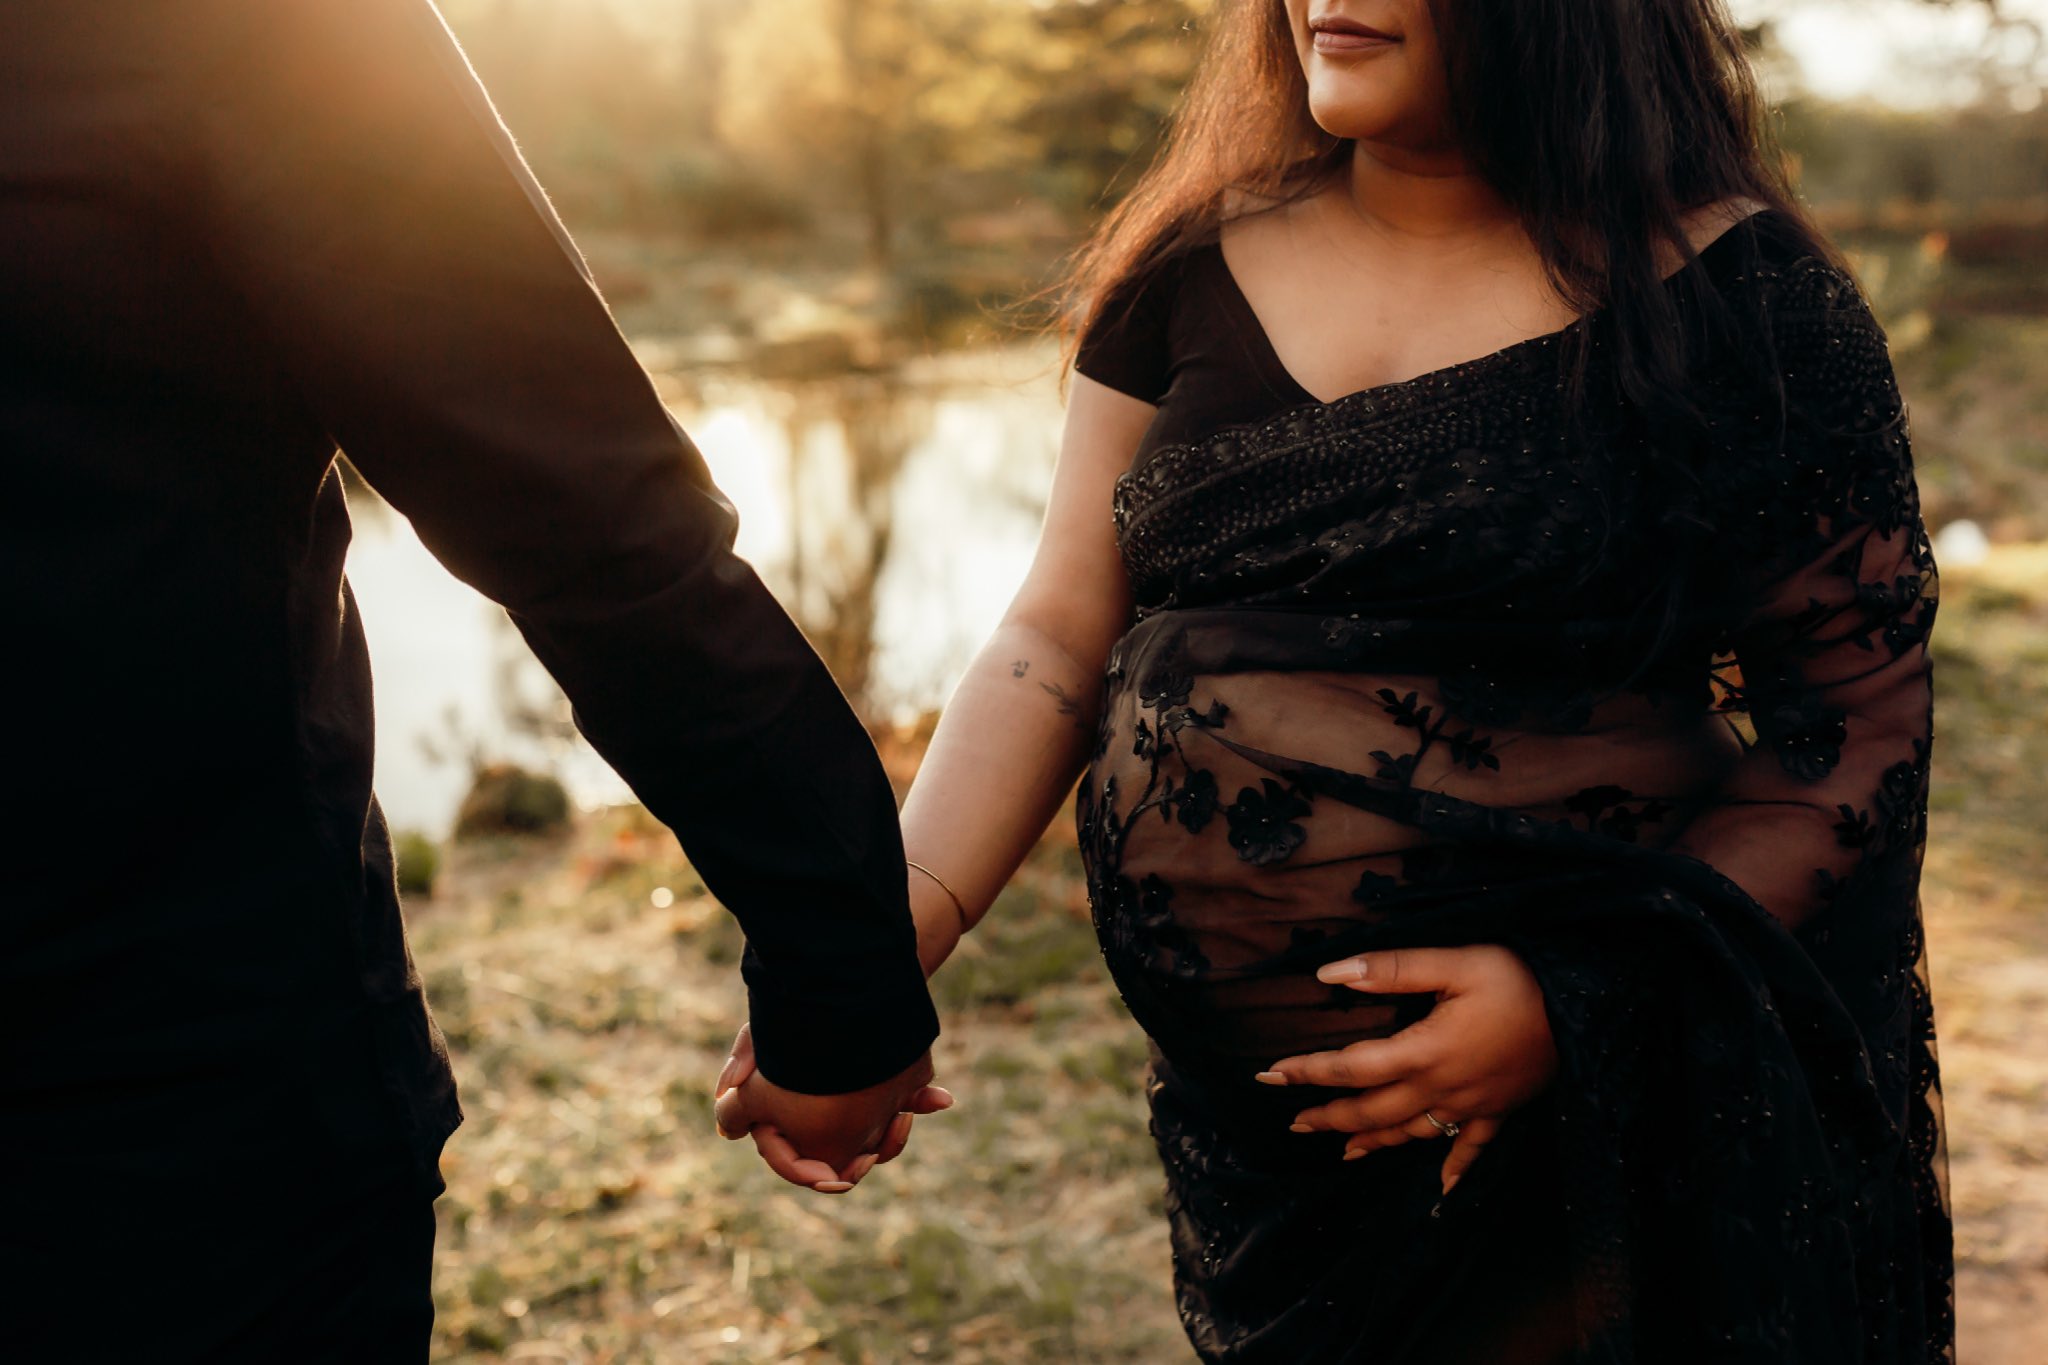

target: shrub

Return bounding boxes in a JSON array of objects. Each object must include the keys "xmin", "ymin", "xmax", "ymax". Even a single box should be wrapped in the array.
[
  {"xmin": 656, "ymin": 157, "xmax": 813, "ymax": 241},
  {"xmin": 454, "ymin": 763, "xmax": 571, "ymax": 840},
  {"xmin": 393, "ymin": 829, "xmax": 443, "ymax": 896}
]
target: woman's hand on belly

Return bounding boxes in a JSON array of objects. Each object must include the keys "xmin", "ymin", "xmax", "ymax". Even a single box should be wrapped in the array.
[{"xmin": 1254, "ymin": 945, "xmax": 1559, "ymax": 1195}]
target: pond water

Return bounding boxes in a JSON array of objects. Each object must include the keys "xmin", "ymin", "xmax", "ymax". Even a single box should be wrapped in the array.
[{"xmin": 346, "ymin": 343, "xmax": 1066, "ymax": 837}]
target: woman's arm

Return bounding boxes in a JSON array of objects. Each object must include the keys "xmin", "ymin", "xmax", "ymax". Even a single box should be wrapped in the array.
[
  {"xmin": 1661, "ymin": 266, "xmax": 1937, "ymax": 934},
  {"xmin": 898, "ymin": 374, "xmax": 1156, "ymax": 973},
  {"xmin": 708, "ymin": 373, "xmax": 1153, "ymax": 1186}
]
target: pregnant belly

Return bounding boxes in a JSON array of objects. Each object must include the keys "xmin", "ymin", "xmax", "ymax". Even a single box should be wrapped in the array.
[{"xmin": 1077, "ymin": 665, "xmax": 1738, "ymax": 1075}]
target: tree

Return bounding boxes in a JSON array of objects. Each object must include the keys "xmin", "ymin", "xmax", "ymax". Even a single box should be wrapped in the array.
[{"xmin": 713, "ymin": 0, "xmax": 1206, "ymax": 269}]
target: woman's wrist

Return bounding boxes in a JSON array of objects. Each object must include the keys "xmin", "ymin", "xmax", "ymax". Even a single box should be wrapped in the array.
[
  {"xmin": 907, "ymin": 860, "xmax": 971, "ymax": 930},
  {"xmin": 906, "ymin": 863, "xmax": 969, "ymax": 978}
]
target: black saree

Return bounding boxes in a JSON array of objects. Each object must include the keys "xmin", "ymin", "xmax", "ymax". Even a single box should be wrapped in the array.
[{"xmin": 1073, "ymin": 214, "xmax": 1952, "ymax": 1363}]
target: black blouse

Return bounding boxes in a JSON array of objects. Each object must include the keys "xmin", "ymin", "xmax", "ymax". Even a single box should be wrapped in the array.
[{"xmin": 1078, "ymin": 219, "xmax": 1767, "ymax": 471}]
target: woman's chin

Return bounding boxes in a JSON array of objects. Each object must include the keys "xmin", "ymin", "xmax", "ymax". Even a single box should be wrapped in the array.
[{"xmin": 1304, "ymin": 86, "xmax": 1406, "ymax": 142}]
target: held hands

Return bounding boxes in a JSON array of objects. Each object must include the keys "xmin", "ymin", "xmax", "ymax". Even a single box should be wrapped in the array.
[
  {"xmin": 1258, "ymin": 945, "xmax": 1558, "ymax": 1194},
  {"xmin": 711, "ymin": 868, "xmax": 967, "ymax": 1194},
  {"xmin": 712, "ymin": 1022, "xmax": 955, "ymax": 1194}
]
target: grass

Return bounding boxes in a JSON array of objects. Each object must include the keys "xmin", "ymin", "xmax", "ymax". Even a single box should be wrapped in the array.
[
  {"xmin": 410, "ymin": 808, "xmax": 1185, "ymax": 1363},
  {"xmin": 407, "ymin": 544, "xmax": 2048, "ymax": 1364}
]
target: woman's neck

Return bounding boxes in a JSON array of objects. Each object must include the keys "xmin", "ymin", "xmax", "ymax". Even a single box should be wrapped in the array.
[{"xmin": 1337, "ymin": 140, "xmax": 1520, "ymax": 252}]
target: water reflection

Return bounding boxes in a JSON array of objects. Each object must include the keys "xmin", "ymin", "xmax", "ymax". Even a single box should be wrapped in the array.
[{"xmin": 346, "ymin": 342, "xmax": 1064, "ymax": 835}]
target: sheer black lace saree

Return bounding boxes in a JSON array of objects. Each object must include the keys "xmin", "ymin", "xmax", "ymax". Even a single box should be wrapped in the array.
[{"xmin": 1075, "ymin": 238, "xmax": 1952, "ymax": 1363}]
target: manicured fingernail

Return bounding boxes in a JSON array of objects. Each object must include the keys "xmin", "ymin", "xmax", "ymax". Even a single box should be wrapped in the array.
[
  {"xmin": 848, "ymin": 1154, "xmax": 879, "ymax": 1182},
  {"xmin": 1289, "ymin": 1122, "xmax": 1315, "ymax": 1134},
  {"xmin": 1253, "ymin": 1071, "xmax": 1289, "ymax": 1086},
  {"xmin": 714, "ymin": 1054, "xmax": 741, "ymax": 1092},
  {"xmin": 929, "ymin": 1087, "xmax": 956, "ymax": 1109},
  {"xmin": 813, "ymin": 1180, "xmax": 854, "ymax": 1194},
  {"xmin": 1343, "ymin": 1147, "xmax": 1369, "ymax": 1162},
  {"xmin": 1316, "ymin": 960, "xmax": 1366, "ymax": 984},
  {"xmin": 1442, "ymin": 1174, "xmax": 1461, "ymax": 1194}
]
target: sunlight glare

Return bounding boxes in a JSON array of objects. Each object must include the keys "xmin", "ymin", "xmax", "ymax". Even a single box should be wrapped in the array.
[{"xmin": 680, "ymin": 403, "xmax": 793, "ymax": 567}]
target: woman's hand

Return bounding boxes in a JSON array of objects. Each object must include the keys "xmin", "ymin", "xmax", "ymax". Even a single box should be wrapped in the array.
[
  {"xmin": 1258, "ymin": 945, "xmax": 1558, "ymax": 1193},
  {"xmin": 712, "ymin": 1022, "xmax": 955, "ymax": 1193}
]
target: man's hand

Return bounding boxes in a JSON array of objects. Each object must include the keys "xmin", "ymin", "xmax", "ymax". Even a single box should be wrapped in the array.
[{"xmin": 711, "ymin": 1022, "xmax": 954, "ymax": 1193}]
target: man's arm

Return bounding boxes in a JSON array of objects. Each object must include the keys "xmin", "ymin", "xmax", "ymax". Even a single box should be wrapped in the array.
[{"xmin": 181, "ymin": 0, "xmax": 937, "ymax": 1092}]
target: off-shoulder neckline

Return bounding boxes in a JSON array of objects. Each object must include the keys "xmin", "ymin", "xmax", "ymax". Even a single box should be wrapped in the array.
[{"xmin": 1207, "ymin": 207, "xmax": 1784, "ymax": 412}]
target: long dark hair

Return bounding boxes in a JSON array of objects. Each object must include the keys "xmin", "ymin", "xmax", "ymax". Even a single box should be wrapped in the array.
[{"xmin": 1061, "ymin": 0, "xmax": 1846, "ymax": 690}]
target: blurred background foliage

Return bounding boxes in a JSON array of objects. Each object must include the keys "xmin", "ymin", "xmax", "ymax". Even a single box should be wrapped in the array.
[{"xmin": 442, "ymin": 0, "xmax": 1204, "ymax": 281}]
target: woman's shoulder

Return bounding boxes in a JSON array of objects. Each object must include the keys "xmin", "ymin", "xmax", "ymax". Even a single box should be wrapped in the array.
[
  {"xmin": 1690, "ymin": 202, "xmax": 1892, "ymax": 377},
  {"xmin": 1214, "ymin": 178, "xmax": 1341, "ymax": 268},
  {"xmin": 1216, "ymin": 181, "xmax": 1304, "ymax": 234},
  {"xmin": 1693, "ymin": 199, "xmax": 1869, "ymax": 312},
  {"xmin": 1691, "ymin": 206, "xmax": 1905, "ymax": 452},
  {"xmin": 1681, "ymin": 195, "xmax": 1774, "ymax": 254},
  {"xmin": 1074, "ymin": 237, "xmax": 1207, "ymax": 405}
]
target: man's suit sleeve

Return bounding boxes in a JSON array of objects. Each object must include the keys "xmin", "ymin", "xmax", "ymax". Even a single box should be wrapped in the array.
[{"xmin": 183, "ymin": 0, "xmax": 938, "ymax": 1093}]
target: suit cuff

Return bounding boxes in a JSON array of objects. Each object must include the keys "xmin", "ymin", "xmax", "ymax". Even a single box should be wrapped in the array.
[{"xmin": 741, "ymin": 949, "xmax": 942, "ymax": 1095}]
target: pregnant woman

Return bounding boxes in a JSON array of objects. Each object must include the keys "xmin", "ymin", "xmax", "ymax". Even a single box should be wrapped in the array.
[{"xmin": 743, "ymin": 1, "xmax": 1953, "ymax": 1359}]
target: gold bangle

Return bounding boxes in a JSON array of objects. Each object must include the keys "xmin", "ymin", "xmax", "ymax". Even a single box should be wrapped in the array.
[{"xmin": 906, "ymin": 859, "xmax": 971, "ymax": 933}]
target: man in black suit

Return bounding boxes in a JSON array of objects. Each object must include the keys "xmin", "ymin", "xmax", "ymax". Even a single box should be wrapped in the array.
[{"xmin": 0, "ymin": 2, "xmax": 942, "ymax": 1358}]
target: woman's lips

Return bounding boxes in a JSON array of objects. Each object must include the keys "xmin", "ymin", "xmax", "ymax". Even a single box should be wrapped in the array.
[{"xmin": 1309, "ymin": 15, "xmax": 1399, "ymax": 55}]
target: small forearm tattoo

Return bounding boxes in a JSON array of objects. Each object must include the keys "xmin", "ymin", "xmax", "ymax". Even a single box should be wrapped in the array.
[
  {"xmin": 1004, "ymin": 658, "xmax": 1088, "ymax": 731},
  {"xmin": 1040, "ymin": 681, "xmax": 1085, "ymax": 724}
]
